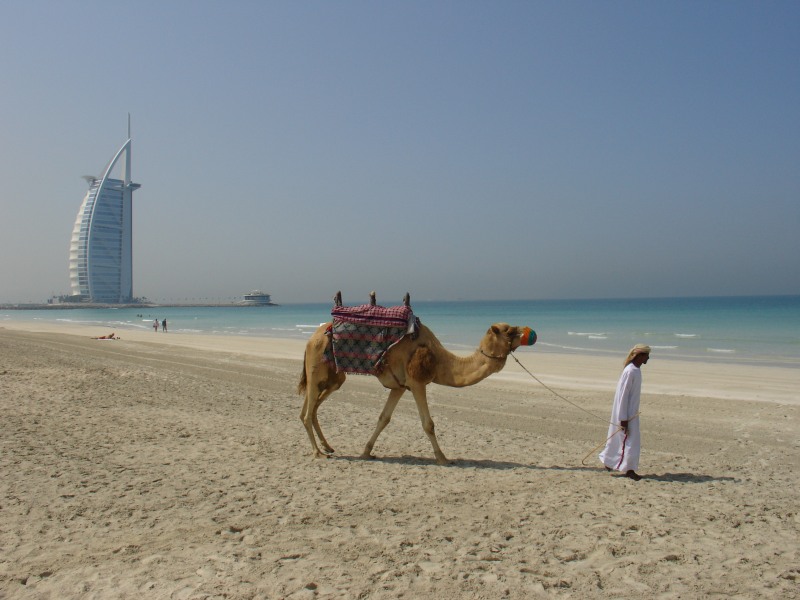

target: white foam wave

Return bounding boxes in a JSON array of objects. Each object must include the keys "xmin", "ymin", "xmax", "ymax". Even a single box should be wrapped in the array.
[
  {"xmin": 568, "ymin": 331, "xmax": 606, "ymax": 337},
  {"xmin": 675, "ymin": 333, "xmax": 697, "ymax": 338},
  {"xmin": 707, "ymin": 348, "xmax": 735, "ymax": 354},
  {"xmin": 536, "ymin": 341, "xmax": 608, "ymax": 353}
]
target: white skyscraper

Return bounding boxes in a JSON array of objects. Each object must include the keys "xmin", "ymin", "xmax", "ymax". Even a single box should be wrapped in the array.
[{"xmin": 69, "ymin": 128, "xmax": 140, "ymax": 303}]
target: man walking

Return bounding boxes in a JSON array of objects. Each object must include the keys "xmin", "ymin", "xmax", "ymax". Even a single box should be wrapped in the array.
[{"xmin": 599, "ymin": 344, "xmax": 650, "ymax": 481}]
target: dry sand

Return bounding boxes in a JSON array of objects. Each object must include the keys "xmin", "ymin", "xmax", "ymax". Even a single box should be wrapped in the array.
[{"xmin": 1, "ymin": 322, "xmax": 798, "ymax": 599}]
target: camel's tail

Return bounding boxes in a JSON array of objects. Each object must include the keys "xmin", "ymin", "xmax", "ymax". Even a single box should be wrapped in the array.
[{"xmin": 297, "ymin": 353, "xmax": 307, "ymax": 395}]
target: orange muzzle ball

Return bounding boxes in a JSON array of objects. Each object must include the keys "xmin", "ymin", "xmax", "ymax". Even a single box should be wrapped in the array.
[{"xmin": 520, "ymin": 327, "xmax": 537, "ymax": 346}]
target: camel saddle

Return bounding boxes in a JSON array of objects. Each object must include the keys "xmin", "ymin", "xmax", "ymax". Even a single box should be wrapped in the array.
[{"xmin": 323, "ymin": 303, "xmax": 419, "ymax": 375}]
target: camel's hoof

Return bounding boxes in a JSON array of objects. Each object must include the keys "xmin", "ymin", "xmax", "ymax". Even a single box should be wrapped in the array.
[
  {"xmin": 313, "ymin": 451, "xmax": 331, "ymax": 460},
  {"xmin": 360, "ymin": 452, "xmax": 376, "ymax": 460},
  {"xmin": 322, "ymin": 447, "xmax": 335, "ymax": 455},
  {"xmin": 435, "ymin": 457, "xmax": 450, "ymax": 466}
]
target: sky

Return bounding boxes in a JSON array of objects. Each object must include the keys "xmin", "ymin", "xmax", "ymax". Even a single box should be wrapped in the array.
[{"xmin": 1, "ymin": 1, "xmax": 798, "ymax": 304}]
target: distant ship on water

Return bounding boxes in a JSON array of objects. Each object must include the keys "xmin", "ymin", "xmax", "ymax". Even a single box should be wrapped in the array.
[{"xmin": 241, "ymin": 290, "xmax": 273, "ymax": 305}]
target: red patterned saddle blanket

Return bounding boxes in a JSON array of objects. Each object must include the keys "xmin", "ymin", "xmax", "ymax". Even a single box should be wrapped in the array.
[{"xmin": 323, "ymin": 303, "xmax": 419, "ymax": 375}]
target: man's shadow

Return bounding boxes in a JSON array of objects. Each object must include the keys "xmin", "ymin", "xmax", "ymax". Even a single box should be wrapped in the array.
[{"xmin": 641, "ymin": 472, "xmax": 737, "ymax": 483}]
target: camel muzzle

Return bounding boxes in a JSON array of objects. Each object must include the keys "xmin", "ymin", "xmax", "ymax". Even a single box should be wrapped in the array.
[{"xmin": 520, "ymin": 327, "xmax": 537, "ymax": 346}]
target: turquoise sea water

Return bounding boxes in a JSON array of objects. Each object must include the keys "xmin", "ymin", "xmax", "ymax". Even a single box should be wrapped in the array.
[{"xmin": 3, "ymin": 296, "xmax": 799, "ymax": 367}]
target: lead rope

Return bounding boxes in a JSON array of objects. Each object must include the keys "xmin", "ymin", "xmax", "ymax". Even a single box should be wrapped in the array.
[
  {"xmin": 578, "ymin": 413, "xmax": 639, "ymax": 465},
  {"xmin": 508, "ymin": 352, "xmax": 639, "ymax": 466},
  {"xmin": 509, "ymin": 352, "xmax": 609, "ymax": 424}
]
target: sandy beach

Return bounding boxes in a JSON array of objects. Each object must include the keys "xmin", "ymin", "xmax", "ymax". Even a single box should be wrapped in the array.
[{"xmin": 1, "ymin": 321, "xmax": 798, "ymax": 599}]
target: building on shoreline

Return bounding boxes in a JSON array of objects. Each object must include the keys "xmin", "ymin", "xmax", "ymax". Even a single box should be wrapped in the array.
[{"xmin": 68, "ymin": 125, "xmax": 141, "ymax": 303}]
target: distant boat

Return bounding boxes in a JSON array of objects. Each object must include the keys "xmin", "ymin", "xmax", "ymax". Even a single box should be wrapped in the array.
[{"xmin": 241, "ymin": 290, "xmax": 273, "ymax": 305}]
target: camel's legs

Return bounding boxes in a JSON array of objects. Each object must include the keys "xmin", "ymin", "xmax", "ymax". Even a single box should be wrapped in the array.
[
  {"xmin": 301, "ymin": 372, "xmax": 343, "ymax": 459},
  {"xmin": 409, "ymin": 384, "xmax": 449, "ymax": 465},
  {"xmin": 301, "ymin": 390, "xmax": 328, "ymax": 459},
  {"xmin": 311, "ymin": 395, "xmax": 335, "ymax": 454},
  {"xmin": 361, "ymin": 387, "xmax": 405, "ymax": 459}
]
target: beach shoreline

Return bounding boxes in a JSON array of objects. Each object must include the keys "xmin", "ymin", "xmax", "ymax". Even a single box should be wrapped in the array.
[
  {"xmin": 2, "ymin": 319, "xmax": 797, "ymax": 404},
  {"xmin": 1, "ymin": 323, "xmax": 798, "ymax": 599}
]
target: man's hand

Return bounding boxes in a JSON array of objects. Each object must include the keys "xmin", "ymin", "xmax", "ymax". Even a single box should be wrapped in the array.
[{"xmin": 620, "ymin": 420, "xmax": 629, "ymax": 433}]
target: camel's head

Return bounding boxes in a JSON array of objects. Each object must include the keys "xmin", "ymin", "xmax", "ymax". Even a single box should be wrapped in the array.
[{"xmin": 483, "ymin": 323, "xmax": 537, "ymax": 357}]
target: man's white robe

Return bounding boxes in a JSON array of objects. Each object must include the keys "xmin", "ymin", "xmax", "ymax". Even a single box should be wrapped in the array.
[{"xmin": 599, "ymin": 362, "xmax": 642, "ymax": 472}]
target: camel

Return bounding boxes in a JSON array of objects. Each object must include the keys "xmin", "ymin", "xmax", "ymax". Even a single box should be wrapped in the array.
[{"xmin": 298, "ymin": 292, "xmax": 536, "ymax": 465}]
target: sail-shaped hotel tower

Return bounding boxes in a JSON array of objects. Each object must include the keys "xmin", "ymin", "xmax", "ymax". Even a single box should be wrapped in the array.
[{"xmin": 69, "ymin": 131, "xmax": 141, "ymax": 303}]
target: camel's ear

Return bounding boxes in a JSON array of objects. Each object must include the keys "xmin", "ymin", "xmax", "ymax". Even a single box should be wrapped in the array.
[{"xmin": 490, "ymin": 325, "xmax": 500, "ymax": 335}]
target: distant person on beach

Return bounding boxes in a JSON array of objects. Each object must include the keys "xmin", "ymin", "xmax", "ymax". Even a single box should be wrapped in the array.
[
  {"xmin": 153, "ymin": 319, "xmax": 159, "ymax": 332},
  {"xmin": 161, "ymin": 319, "xmax": 167, "ymax": 332},
  {"xmin": 91, "ymin": 333, "xmax": 118, "ymax": 340},
  {"xmin": 599, "ymin": 344, "xmax": 650, "ymax": 481}
]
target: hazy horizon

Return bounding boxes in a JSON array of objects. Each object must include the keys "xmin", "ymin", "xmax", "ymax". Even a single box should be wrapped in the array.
[
  {"xmin": 4, "ymin": 290, "xmax": 799, "ymax": 308},
  {"xmin": 2, "ymin": 1, "xmax": 798, "ymax": 305}
]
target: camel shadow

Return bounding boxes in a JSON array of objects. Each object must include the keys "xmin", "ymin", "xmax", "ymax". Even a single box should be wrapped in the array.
[
  {"xmin": 332, "ymin": 455, "xmax": 739, "ymax": 483},
  {"xmin": 333, "ymin": 454, "xmax": 561, "ymax": 470},
  {"xmin": 334, "ymin": 454, "xmax": 607, "ymax": 472}
]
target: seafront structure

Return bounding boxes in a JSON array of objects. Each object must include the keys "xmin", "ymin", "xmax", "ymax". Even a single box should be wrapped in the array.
[
  {"xmin": 241, "ymin": 290, "xmax": 273, "ymax": 305},
  {"xmin": 69, "ymin": 128, "xmax": 140, "ymax": 303}
]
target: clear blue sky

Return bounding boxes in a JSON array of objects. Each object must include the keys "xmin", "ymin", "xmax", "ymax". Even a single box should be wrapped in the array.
[{"xmin": 2, "ymin": 1, "xmax": 798, "ymax": 304}]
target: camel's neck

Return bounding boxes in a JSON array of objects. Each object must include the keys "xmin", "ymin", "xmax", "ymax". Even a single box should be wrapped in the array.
[{"xmin": 433, "ymin": 346, "xmax": 507, "ymax": 388}]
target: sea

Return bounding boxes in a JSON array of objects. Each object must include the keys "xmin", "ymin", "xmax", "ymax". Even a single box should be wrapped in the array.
[{"xmin": 2, "ymin": 296, "xmax": 799, "ymax": 367}]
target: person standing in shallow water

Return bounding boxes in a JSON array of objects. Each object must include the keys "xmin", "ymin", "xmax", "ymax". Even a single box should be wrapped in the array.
[
  {"xmin": 599, "ymin": 344, "xmax": 651, "ymax": 481},
  {"xmin": 161, "ymin": 319, "xmax": 167, "ymax": 332}
]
